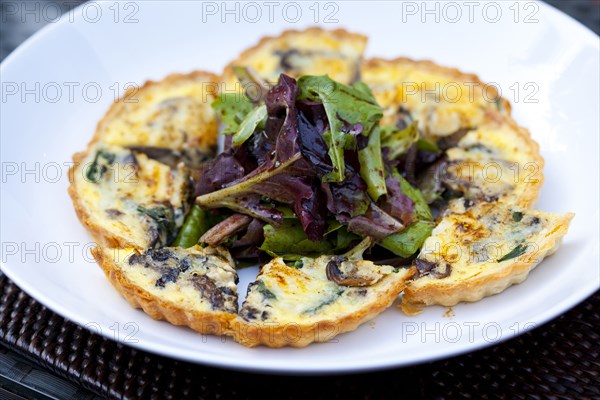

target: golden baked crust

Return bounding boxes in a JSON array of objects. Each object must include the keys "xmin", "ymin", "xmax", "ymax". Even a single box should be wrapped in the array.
[
  {"xmin": 361, "ymin": 57, "xmax": 511, "ymax": 137},
  {"xmin": 92, "ymin": 246, "xmax": 237, "ymax": 335},
  {"xmin": 403, "ymin": 202, "xmax": 574, "ymax": 307},
  {"xmin": 220, "ymin": 27, "xmax": 368, "ymax": 90},
  {"xmin": 231, "ymin": 257, "xmax": 415, "ymax": 348}
]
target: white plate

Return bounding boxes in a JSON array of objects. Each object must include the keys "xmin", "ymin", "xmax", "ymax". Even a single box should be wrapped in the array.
[{"xmin": 1, "ymin": 1, "xmax": 598, "ymax": 373}]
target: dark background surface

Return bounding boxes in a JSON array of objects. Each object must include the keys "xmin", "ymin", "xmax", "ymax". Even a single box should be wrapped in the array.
[{"xmin": 1, "ymin": 1, "xmax": 599, "ymax": 399}]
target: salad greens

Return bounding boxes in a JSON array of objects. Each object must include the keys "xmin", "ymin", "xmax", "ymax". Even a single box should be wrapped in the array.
[
  {"xmin": 260, "ymin": 220, "xmax": 355, "ymax": 260},
  {"xmin": 297, "ymin": 76, "xmax": 384, "ymax": 185},
  {"xmin": 358, "ymin": 127, "xmax": 387, "ymax": 200},
  {"xmin": 182, "ymin": 73, "xmax": 444, "ymax": 263},
  {"xmin": 395, "ymin": 170, "xmax": 433, "ymax": 222},
  {"xmin": 379, "ymin": 220, "xmax": 435, "ymax": 258}
]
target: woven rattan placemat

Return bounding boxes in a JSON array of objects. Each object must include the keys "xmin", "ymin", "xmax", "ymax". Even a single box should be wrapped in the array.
[{"xmin": 1, "ymin": 273, "xmax": 598, "ymax": 399}]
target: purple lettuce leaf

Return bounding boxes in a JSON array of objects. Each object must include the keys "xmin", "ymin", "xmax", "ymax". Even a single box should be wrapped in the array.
[
  {"xmin": 232, "ymin": 218, "xmax": 265, "ymax": 248},
  {"xmin": 380, "ymin": 172, "xmax": 415, "ymax": 225},
  {"xmin": 230, "ymin": 74, "xmax": 301, "ymax": 182},
  {"xmin": 294, "ymin": 179, "xmax": 327, "ymax": 241},
  {"xmin": 225, "ymin": 194, "xmax": 283, "ymax": 226},
  {"xmin": 245, "ymin": 129, "xmax": 274, "ymax": 167},
  {"xmin": 346, "ymin": 202, "xmax": 404, "ymax": 240},
  {"xmin": 321, "ymin": 160, "xmax": 405, "ymax": 240},
  {"xmin": 296, "ymin": 100, "xmax": 333, "ymax": 177},
  {"xmin": 253, "ymin": 174, "xmax": 327, "ymax": 241},
  {"xmin": 322, "ymin": 162, "xmax": 370, "ymax": 218},
  {"xmin": 194, "ymin": 151, "xmax": 245, "ymax": 196},
  {"xmin": 265, "ymin": 74, "xmax": 299, "ymax": 163},
  {"xmin": 340, "ymin": 118, "xmax": 363, "ymax": 136}
]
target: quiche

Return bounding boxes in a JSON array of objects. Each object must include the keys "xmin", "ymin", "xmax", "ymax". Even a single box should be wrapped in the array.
[
  {"xmin": 70, "ymin": 144, "xmax": 190, "ymax": 249},
  {"xmin": 403, "ymin": 200, "xmax": 574, "ymax": 307},
  {"xmin": 92, "ymin": 245, "xmax": 238, "ymax": 335},
  {"xmin": 68, "ymin": 71, "xmax": 239, "ymax": 335},
  {"xmin": 361, "ymin": 58, "xmax": 543, "ymax": 208},
  {"xmin": 93, "ymin": 71, "xmax": 219, "ymax": 152},
  {"xmin": 69, "ymin": 71, "xmax": 218, "ymax": 250},
  {"xmin": 439, "ymin": 115, "xmax": 544, "ymax": 207},
  {"xmin": 360, "ymin": 57, "xmax": 511, "ymax": 138},
  {"xmin": 232, "ymin": 256, "xmax": 415, "ymax": 347},
  {"xmin": 221, "ymin": 27, "xmax": 367, "ymax": 89}
]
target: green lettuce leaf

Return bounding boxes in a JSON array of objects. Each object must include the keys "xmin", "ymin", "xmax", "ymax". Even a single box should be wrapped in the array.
[
  {"xmin": 394, "ymin": 170, "xmax": 433, "ymax": 222},
  {"xmin": 379, "ymin": 220, "xmax": 435, "ymax": 258},
  {"xmin": 380, "ymin": 121, "xmax": 419, "ymax": 160},
  {"xmin": 377, "ymin": 171, "xmax": 434, "ymax": 257},
  {"xmin": 416, "ymin": 138, "xmax": 439, "ymax": 152},
  {"xmin": 211, "ymin": 93, "xmax": 254, "ymax": 135},
  {"xmin": 232, "ymin": 104, "xmax": 267, "ymax": 146},
  {"xmin": 260, "ymin": 219, "xmax": 359, "ymax": 260}
]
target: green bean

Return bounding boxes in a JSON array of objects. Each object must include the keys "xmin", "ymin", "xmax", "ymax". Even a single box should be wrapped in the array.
[
  {"xmin": 358, "ymin": 127, "xmax": 387, "ymax": 201},
  {"xmin": 172, "ymin": 205, "xmax": 209, "ymax": 248}
]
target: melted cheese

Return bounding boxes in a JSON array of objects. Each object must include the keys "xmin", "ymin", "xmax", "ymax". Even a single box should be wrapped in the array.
[{"xmin": 443, "ymin": 119, "xmax": 542, "ymax": 206}]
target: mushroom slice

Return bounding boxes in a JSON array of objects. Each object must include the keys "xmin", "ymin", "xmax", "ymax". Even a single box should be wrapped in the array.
[
  {"xmin": 199, "ymin": 214, "xmax": 253, "ymax": 246},
  {"xmin": 326, "ymin": 256, "xmax": 393, "ymax": 287},
  {"xmin": 128, "ymin": 146, "xmax": 214, "ymax": 169}
]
